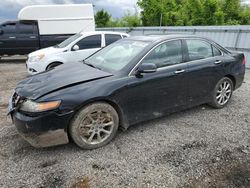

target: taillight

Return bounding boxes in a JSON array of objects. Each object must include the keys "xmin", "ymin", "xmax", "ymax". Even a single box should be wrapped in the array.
[{"xmin": 242, "ymin": 56, "xmax": 246, "ymax": 65}]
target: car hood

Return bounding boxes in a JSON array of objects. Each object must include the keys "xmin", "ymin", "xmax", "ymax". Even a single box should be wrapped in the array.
[
  {"xmin": 15, "ymin": 62, "xmax": 112, "ymax": 100},
  {"xmin": 28, "ymin": 46, "xmax": 65, "ymax": 57}
]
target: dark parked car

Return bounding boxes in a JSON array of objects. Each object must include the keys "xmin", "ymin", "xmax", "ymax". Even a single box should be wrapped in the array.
[
  {"xmin": 8, "ymin": 35, "xmax": 246, "ymax": 149},
  {"xmin": 0, "ymin": 21, "xmax": 72, "ymax": 56}
]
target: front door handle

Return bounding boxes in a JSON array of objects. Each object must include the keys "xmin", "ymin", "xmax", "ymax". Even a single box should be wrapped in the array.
[
  {"xmin": 175, "ymin": 69, "xmax": 185, "ymax": 74},
  {"xmin": 9, "ymin": 36, "xmax": 16, "ymax": 39},
  {"xmin": 30, "ymin": 36, "xmax": 36, "ymax": 39},
  {"xmin": 214, "ymin": 60, "xmax": 222, "ymax": 64}
]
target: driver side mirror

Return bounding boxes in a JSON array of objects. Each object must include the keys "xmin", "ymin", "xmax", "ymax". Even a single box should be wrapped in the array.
[
  {"xmin": 136, "ymin": 63, "xmax": 157, "ymax": 76},
  {"xmin": 72, "ymin": 44, "xmax": 79, "ymax": 51},
  {"xmin": 0, "ymin": 29, "xmax": 3, "ymax": 35}
]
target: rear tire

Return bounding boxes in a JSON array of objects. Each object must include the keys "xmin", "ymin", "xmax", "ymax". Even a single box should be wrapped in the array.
[
  {"xmin": 69, "ymin": 102, "xmax": 119, "ymax": 149},
  {"xmin": 46, "ymin": 62, "xmax": 62, "ymax": 70},
  {"xmin": 209, "ymin": 77, "xmax": 233, "ymax": 109}
]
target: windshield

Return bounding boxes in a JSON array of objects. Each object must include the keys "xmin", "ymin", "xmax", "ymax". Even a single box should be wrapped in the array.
[
  {"xmin": 85, "ymin": 40, "xmax": 150, "ymax": 73},
  {"xmin": 56, "ymin": 34, "xmax": 82, "ymax": 48}
]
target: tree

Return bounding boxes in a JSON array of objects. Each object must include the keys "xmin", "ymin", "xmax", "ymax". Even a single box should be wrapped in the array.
[
  {"xmin": 107, "ymin": 19, "xmax": 123, "ymax": 27},
  {"xmin": 202, "ymin": 0, "xmax": 223, "ymax": 25},
  {"xmin": 99, "ymin": 0, "xmax": 250, "ymax": 27},
  {"xmin": 138, "ymin": 0, "xmax": 183, "ymax": 26},
  {"xmin": 161, "ymin": 0, "xmax": 183, "ymax": 26},
  {"xmin": 222, "ymin": 0, "xmax": 241, "ymax": 24},
  {"xmin": 138, "ymin": 0, "xmax": 162, "ymax": 26},
  {"xmin": 214, "ymin": 10, "xmax": 225, "ymax": 25},
  {"xmin": 95, "ymin": 9, "xmax": 111, "ymax": 27},
  {"xmin": 239, "ymin": 6, "xmax": 250, "ymax": 25},
  {"xmin": 181, "ymin": 0, "xmax": 205, "ymax": 25},
  {"xmin": 120, "ymin": 12, "xmax": 141, "ymax": 27}
]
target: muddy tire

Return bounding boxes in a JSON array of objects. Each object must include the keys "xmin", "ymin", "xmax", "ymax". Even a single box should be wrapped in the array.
[
  {"xmin": 209, "ymin": 77, "xmax": 233, "ymax": 109},
  {"xmin": 69, "ymin": 102, "xmax": 119, "ymax": 149}
]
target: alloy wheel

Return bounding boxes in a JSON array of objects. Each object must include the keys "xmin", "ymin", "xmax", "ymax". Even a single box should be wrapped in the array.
[
  {"xmin": 77, "ymin": 110, "xmax": 114, "ymax": 145},
  {"xmin": 216, "ymin": 80, "xmax": 232, "ymax": 106}
]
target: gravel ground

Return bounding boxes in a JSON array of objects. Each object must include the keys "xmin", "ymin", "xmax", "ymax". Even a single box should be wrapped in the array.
[{"xmin": 0, "ymin": 62, "xmax": 249, "ymax": 188}]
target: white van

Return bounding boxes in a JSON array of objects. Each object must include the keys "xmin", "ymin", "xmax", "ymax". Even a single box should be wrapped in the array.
[
  {"xmin": 18, "ymin": 4, "xmax": 95, "ymax": 35},
  {"xmin": 26, "ymin": 31, "xmax": 129, "ymax": 75}
]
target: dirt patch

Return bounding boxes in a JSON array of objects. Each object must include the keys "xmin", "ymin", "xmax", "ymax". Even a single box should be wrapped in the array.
[
  {"xmin": 0, "ymin": 104, "xmax": 8, "ymax": 108},
  {"xmin": 70, "ymin": 176, "xmax": 91, "ymax": 188},
  {"xmin": 91, "ymin": 164, "xmax": 105, "ymax": 170},
  {"xmin": 154, "ymin": 140, "xmax": 208, "ymax": 167},
  {"xmin": 186, "ymin": 156, "xmax": 250, "ymax": 187},
  {"xmin": 40, "ymin": 170, "xmax": 65, "ymax": 188},
  {"xmin": 38, "ymin": 159, "xmax": 58, "ymax": 168},
  {"xmin": 182, "ymin": 140, "xmax": 208, "ymax": 150}
]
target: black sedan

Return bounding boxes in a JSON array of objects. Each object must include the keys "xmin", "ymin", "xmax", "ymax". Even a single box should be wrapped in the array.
[{"xmin": 8, "ymin": 35, "xmax": 246, "ymax": 149}]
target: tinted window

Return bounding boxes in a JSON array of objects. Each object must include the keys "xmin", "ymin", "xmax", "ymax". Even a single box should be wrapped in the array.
[
  {"xmin": 186, "ymin": 40, "xmax": 213, "ymax": 61},
  {"xmin": 76, "ymin": 35, "xmax": 101, "ymax": 50},
  {"xmin": 2, "ymin": 23, "xmax": 16, "ymax": 34},
  {"xmin": 212, "ymin": 46, "xmax": 222, "ymax": 56},
  {"xmin": 105, "ymin": 34, "xmax": 122, "ymax": 46},
  {"xmin": 57, "ymin": 34, "xmax": 82, "ymax": 48},
  {"xmin": 143, "ymin": 40, "xmax": 183, "ymax": 68},
  {"xmin": 19, "ymin": 23, "xmax": 34, "ymax": 34}
]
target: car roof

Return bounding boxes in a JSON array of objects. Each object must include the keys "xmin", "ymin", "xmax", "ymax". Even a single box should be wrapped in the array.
[
  {"xmin": 79, "ymin": 31, "xmax": 129, "ymax": 36},
  {"xmin": 1, "ymin": 20, "xmax": 36, "ymax": 25},
  {"xmin": 1, "ymin": 21, "xmax": 18, "ymax": 25}
]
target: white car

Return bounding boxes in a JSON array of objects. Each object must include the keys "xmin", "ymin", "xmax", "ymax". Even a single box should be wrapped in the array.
[{"xmin": 26, "ymin": 31, "xmax": 129, "ymax": 75}]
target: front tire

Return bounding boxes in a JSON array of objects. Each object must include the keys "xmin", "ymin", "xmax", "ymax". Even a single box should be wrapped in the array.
[
  {"xmin": 69, "ymin": 102, "xmax": 119, "ymax": 149},
  {"xmin": 209, "ymin": 77, "xmax": 233, "ymax": 109}
]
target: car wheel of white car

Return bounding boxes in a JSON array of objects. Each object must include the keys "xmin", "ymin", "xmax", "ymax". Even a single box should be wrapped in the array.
[
  {"xmin": 69, "ymin": 102, "xmax": 119, "ymax": 149},
  {"xmin": 46, "ymin": 62, "xmax": 62, "ymax": 70}
]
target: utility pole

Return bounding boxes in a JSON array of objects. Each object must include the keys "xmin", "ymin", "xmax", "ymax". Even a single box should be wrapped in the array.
[
  {"xmin": 160, "ymin": 0, "xmax": 163, "ymax": 27},
  {"xmin": 160, "ymin": 13, "xmax": 163, "ymax": 27}
]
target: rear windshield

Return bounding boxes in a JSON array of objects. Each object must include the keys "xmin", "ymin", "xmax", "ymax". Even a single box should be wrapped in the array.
[{"xmin": 56, "ymin": 33, "xmax": 82, "ymax": 48}]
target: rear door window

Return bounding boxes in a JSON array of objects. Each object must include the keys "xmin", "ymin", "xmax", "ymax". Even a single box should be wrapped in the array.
[
  {"xmin": 76, "ymin": 35, "xmax": 101, "ymax": 50},
  {"xmin": 105, "ymin": 34, "xmax": 122, "ymax": 46},
  {"xmin": 18, "ymin": 23, "xmax": 34, "ymax": 34},
  {"xmin": 186, "ymin": 39, "xmax": 213, "ymax": 61}
]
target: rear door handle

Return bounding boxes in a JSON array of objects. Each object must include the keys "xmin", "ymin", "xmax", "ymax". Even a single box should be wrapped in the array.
[
  {"xmin": 9, "ymin": 36, "xmax": 16, "ymax": 39},
  {"xmin": 214, "ymin": 60, "xmax": 222, "ymax": 64},
  {"xmin": 175, "ymin": 69, "xmax": 185, "ymax": 74},
  {"xmin": 30, "ymin": 36, "xmax": 36, "ymax": 39}
]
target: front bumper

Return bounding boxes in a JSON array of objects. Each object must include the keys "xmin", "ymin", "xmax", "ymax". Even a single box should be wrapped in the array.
[
  {"xmin": 26, "ymin": 60, "xmax": 46, "ymax": 75},
  {"xmin": 11, "ymin": 110, "xmax": 74, "ymax": 148},
  {"xmin": 26, "ymin": 60, "xmax": 38, "ymax": 75}
]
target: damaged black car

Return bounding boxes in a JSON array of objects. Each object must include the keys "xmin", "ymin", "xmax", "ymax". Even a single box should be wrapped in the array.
[{"xmin": 8, "ymin": 35, "xmax": 245, "ymax": 149}]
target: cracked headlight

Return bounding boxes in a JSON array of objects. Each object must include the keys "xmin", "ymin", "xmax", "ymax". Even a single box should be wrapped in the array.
[{"xmin": 19, "ymin": 100, "xmax": 61, "ymax": 113}]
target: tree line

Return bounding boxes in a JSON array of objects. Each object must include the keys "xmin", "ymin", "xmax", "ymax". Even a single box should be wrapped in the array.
[{"xmin": 95, "ymin": 0, "xmax": 250, "ymax": 27}]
